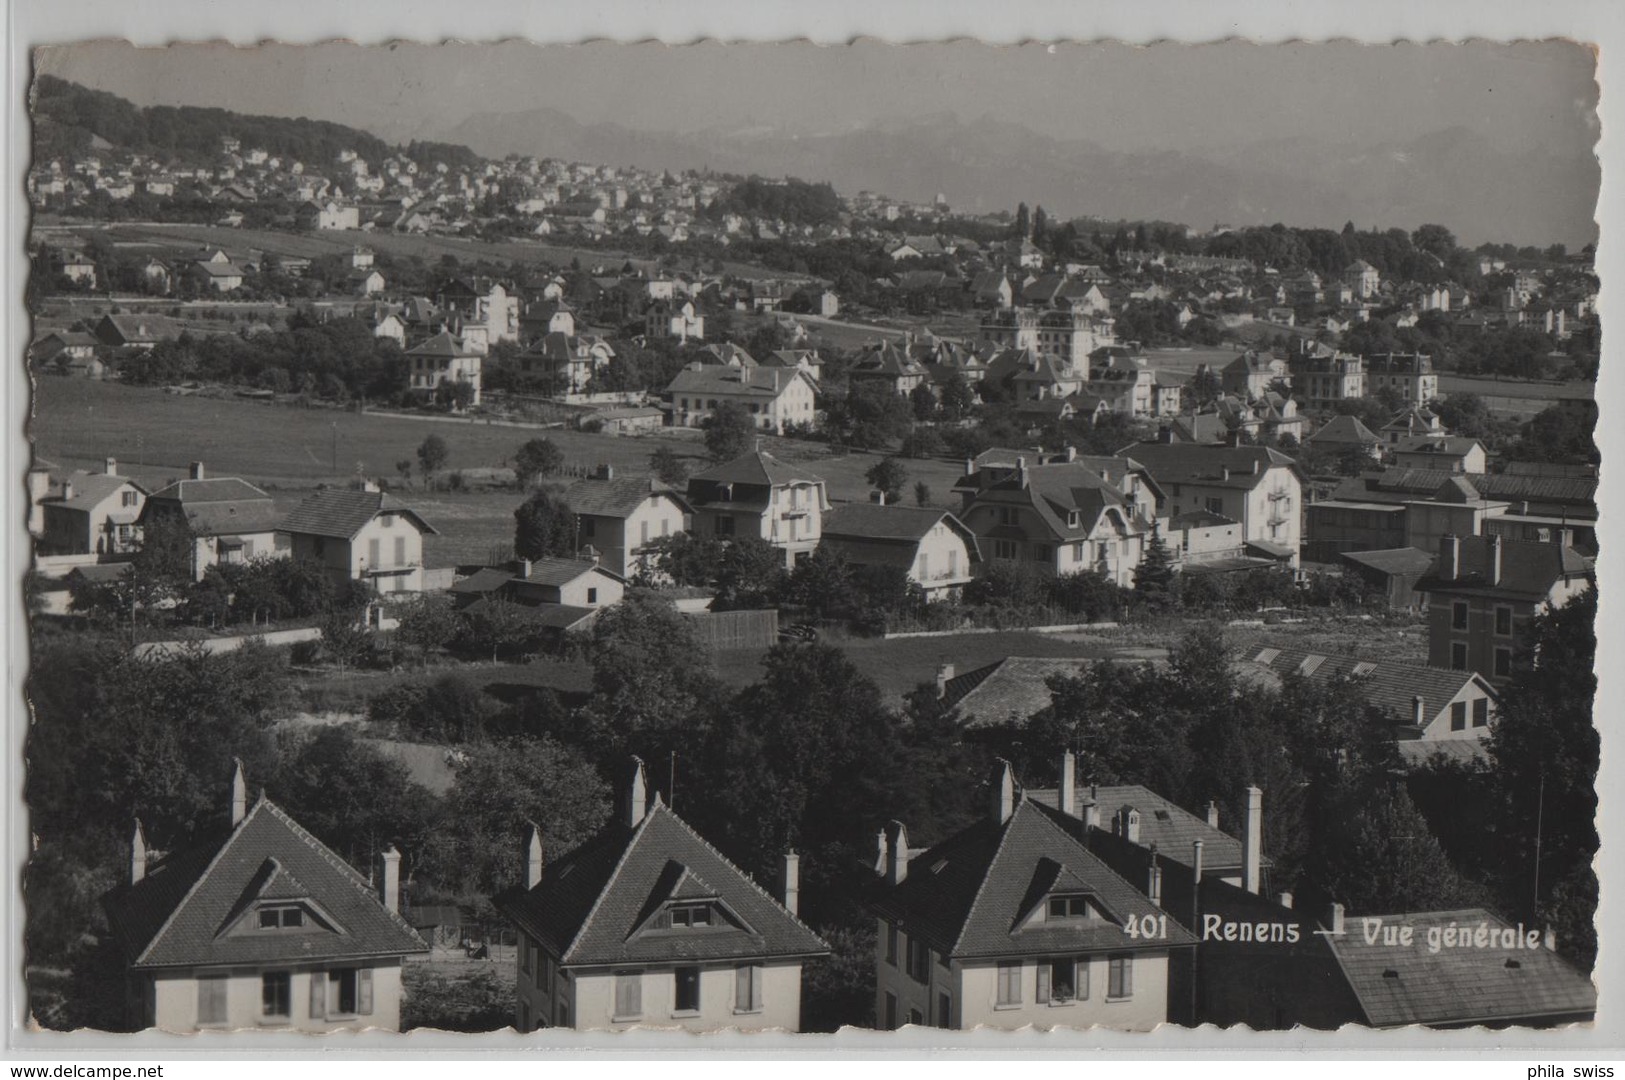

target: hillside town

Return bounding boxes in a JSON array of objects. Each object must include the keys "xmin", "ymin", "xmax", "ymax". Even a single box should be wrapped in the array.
[{"xmin": 24, "ymin": 74, "xmax": 1600, "ymax": 1037}]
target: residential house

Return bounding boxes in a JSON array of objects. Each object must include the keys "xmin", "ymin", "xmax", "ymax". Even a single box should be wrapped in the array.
[
  {"xmin": 100, "ymin": 764, "xmax": 427, "ymax": 1032},
  {"xmin": 1321, "ymin": 467, "xmax": 1597, "ymax": 555},
  {"xmin": 94, "ymin": 314, "xmax": 169, "ymax": 351},
  {"xmin": 405, "ymin": 332, "xmax": 483, "ymax": 405},
  {"xmin": 664, "ymin": 365, "xmax": 817, "ymax": 435},
  {"xmin": 564, "ymin": 470, "xmax": 693, "ymax": 579},
  {"xmin": 1379, "ymin": 407, "xmax": 1446, "ymax": 446},
  {"xmin": 279, "ymin": 484, "xmax": 439, "ymax": 595},
  {"xmin": 818, "ymin": 503, "xmax": 981, "ymax": 600},
  {"xmin": 1391, "ymin": 436, "xmax": 1488, "ymax": 476},
  {"xmin": 953, "ymin": 454, "xmax": 1152, "ymax": 587},
  {"xmin": 29, "ymin": 330, "xmax": 101, "ymax": 375},
  {"xmin": 494, "ymin": 758, "xmax": 829, "ymax": 1032},
  {"xmin": 1343, "ymin": 259, "xmax": 1381, "ymax": 300},
  {"xmin": 137, "ymin": 463, "xmax": 284, "ymax": 581},
  {"xmin": 192, "ymin": 258, "xmax": 246, "ymax": 293},
  {"xmin": 1293, "ymin": 349, "xmax": 1365, "ymax": 410},
  {"xmin": 37, "ymin": 458, "xmax": 145, "ymax": 557},
  {"xmin": 849, "ymin": 342, "xmax": 929, "ymax": 396},
  {"xmin": 1304, "ymin": 415, "xmax": 1382, "ymax": 461},
  {"xmin": 1417, "ymin": 534, "xmax": 1592, "ymax": 683},
  {"xmin": 684, "ymin": 450, "xmax": 829, "ymax": 567},
  {"xmin": 349, "ymin": 269, "xmax": 386, "ymax": 297},
  {"xmin": 1220, "ymin": 351, "xmax": 1288, "ymax": 399},
  {"xmin": 968, "ymin": 271, "xmax": 1014, "ymax": 310},
  {"xmin": 1235, "ymin": 643, "xmax": 1500, "ymax": 745},
  {"xmin": 521, "ymin": 333, "xmax": 615, "ymax": 396},
  {"xmin": 867, "ymin": 760, "xmax": 1197, "ymax": 1030},
  {"xmin": 1336, "ymin": 546, "xmax": 1437, "ymax": 611},
  {"xmin": 1118, "ymin": 439, "xmax": 1305, "ymax": 565},
  {"xmin": 644, "ymin": 298, "xmax": 705, "ymax": 342},
  {"xmin": 300, "ymin": 199, "xmax": 361, "ymax": 230},
  {"xmin": 59, "ymin": 250, "xmax": 97, "ymax": 286},
  {"xmin": 933, "ymin": 657, "xmax": 1093, "ymax": 728},
  {"xmin": 1364, "ymin": 352, "xmax": 1438, "ymax": 407}
]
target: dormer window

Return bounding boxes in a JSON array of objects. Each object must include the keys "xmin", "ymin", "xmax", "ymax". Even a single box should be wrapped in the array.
[
  {"xmin": 668, "ymin": 902, "xmax": 714, "ymax": 929},
  {"xmin": 1067, "ymin": 510, "xmax": 1082, "ymax": 529},
  {"xmin": 1046, "ymin": 894, "xmax": 1095, "ymax": 921},
  {"xmin": 259, "ymin": 905, "xmax": 306, "ymax": 930}
]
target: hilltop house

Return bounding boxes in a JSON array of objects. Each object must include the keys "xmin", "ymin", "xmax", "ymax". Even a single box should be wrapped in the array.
[
  {"xmin": 867, "ymin": 760, "xmax": 1197, "ymax": 1030},
  {"xmin": 278, "ymin": 485, "xmax": 439, "ymax": 594},
  {"xmin": 36, "ymin": 458, "xmax": 146, "ymax": 557},
  {"xmin": 1119, "ymin": 439, "xmax": 1305, "ymax": 566},
  {"xmin": 664, "ymin": 365, "xmax": 818, "ymax": 435},
  {"xmin": 494, "ymin": 758, "xmax": 829, "ymax": 1031},
  {"xmin": 1417, "ymin": 534, "xmax": 1592, "ymax": 684},
  {"xmin": 1390, "ymin": 436, "xmax": 1488, "ymax": 476},
  {"xmin": 818, "ymin": 503, "xmax": 981, "ymax": 600},
  {"xmin": 100, "ymin": 764, "xmax": 427, "ymax": 1032},
  {"xmin": 564, "ymin": 470, "xmax": 693, "ymax": 579},
  {"xmin": 685, "ymin": 450, "xmax": 829, "ymax": 567},
  {"xmin": 136, "ymin": 463, "xmax": 284, "ymax": 581}
]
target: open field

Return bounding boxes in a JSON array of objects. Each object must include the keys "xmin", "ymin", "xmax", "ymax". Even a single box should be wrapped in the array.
[{"xmin": 32, "ymin": 378, "xmax": 973, "ymax": 565}]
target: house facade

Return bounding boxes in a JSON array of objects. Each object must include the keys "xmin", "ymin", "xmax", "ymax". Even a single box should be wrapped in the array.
[
  {"xmin": 665, "ymin": 366, "xmax": 819, "ymax": 435},
  {"xmin": 495, "ymin": 758, "xmax": 829, "ymax": 1032},
  {"xmin": 1119, "ymin": 440, "xmax": 1305, "ymax": 566},
  {"xmin": 405, "ymin": 332, "xmax": 483, "ymax": 405},
  {"xmin": 565, "ymin": 471, "xmax": 693, "ymax": 579},
  {"xmin": 137, "ymin": 463, "xmax": 284, "ymax": 581},
  {"xmin": 818, "ymin": 503, "xmax": 981, "ymax": 599},
  {"xmin": 37, "ymin": 458, "xmax": 145, "ymax": 557},
  {"xmin": 100, "ymin": 765, "xmax": 427, "ymax": 1032},
  {"xmin": 867, "ymin": 761, "xmax": 1196, "ymax": 1030},
  {"xmin": 685, "ymin": 450, "xmax": 829, "ymax": 567},
  {"xmin": 279, "ymin": 485, "xmax": 438, "ymax": 594},
  {"xmin": 1364, "ymin": 352, "xmax": 1438, "ymax": 407}
]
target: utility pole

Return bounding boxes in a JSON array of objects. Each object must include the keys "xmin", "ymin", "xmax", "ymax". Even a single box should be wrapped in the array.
[
  {"xmin": 1532, "ymin": 769, "xmax": 1546, "ymax": 920},
  {"xmin": 669, "ymin": 751, "xmax": 677, "ymax": 812}
]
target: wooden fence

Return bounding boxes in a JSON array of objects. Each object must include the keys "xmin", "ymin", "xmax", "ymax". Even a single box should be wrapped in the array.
[{"xmin": 684, "ymin": 608, "xmax": 779, "ymax": 650}]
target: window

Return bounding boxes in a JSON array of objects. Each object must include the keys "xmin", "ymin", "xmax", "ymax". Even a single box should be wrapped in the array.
[
  {"xmin": 674, "ymin": 966, "xmax": 701, "ymax": 1013},
  {"xmin": 908, "ymin": 1008, "xmax": 924, "ymax": 1026},
  {"xmin": 1473, "ymin": 698, "xmax": 1490, "ymax": 728},
  {"xmin": 1495, "ymin": 647, "xmax": 1513, "ymax": 679},
  {"xmin": 668, "ymin": 903, "xmax": 714, "ymax": 928},
  {"xmin": 586, "ymin": 588, "xmax": 598, "ymax": 605},
  {"xmin": 1450, "ymin": 642, "xmax": 1468, "ymax": 671},
  {"xmin": 519, "ymin": 999, "xmax": 531, "ymax": 1032},
  {"xmin": 1037, "ymin": 958, "xmax": 1080, "ymax": 1004},
  {"xmin": 885, "ymin": 924, "xmax": 898, "ymax": 966},
  {"xmin": 1205, "ymin": 497, "xmax": 1224, "ymax": 514},
  {"xmin": 521, "ymin": 938, "xmax": 533, "ymax": 975},
  {"xmin": 994, "ymin": 540, "xmax": 1017, "ymax": 560},
  {"xmin": 884, "ymin": 993, "xmax": 898, "ymax": 1030},
  {"xmin": 996, "ymin": 961, "xmax": 1022, "ymax": 1006},
  {"xmin": 327, "ymin": 968, "xmax": 359, "ymax": 1015},
  {"xmin": 535, "ymin": 950, "xmax": 549, "ymax": 991},
  {"xmin": 258, "ymin": 906, "xmax": 306, "ymax": 930},
  {"xmin": 369, "ymin": 538, "xmax": 381, "ymax": 566},
  {"xmin": 1450, "ymin": 701, "xmax": 1468, "ymax": 731},
  {"xmin": 937, "ymin": 993, "xmax": 952, "ymax": 1028},
  {"xmin": 735, "ymin": 965, "xmax": 763, "ymax": 1013},
  {"xmin": 1048, "ymin": 895, "xmax": 1092, "ymax": 920},
  {"xmin": 198, "ymin": 975, "xmax": 227, "ymax": 1025},
  {"xmin": 122, "ymin": 491, "xmax": 138, "ymax": 507},
  {"xmin": 1451, "ymin": 601, "xmax": 1469, "ymax": 631},
  {"xmin": 613, "ymin": 971, "xmax": 643, "ymax": 1020},
  {"xmin": 394, "ymin": 536, "xmax": 407, "ymax": 566},
  {"xmin": 1494, "ymin": 606, "xmax": 1513, "ymax": 637},
  {"xmin": 717, "ymin": 516, "xmax": 736, "ymax": 538},
  {"xmin": 261, "ymin": 972, "xmax": 291, "ymax": 1020},
  {"xmin": 906, "ymin": 937, "xmax": 931, "ymax": 984},
  {"xmin": 1108, "ymin": 955, "xmax": 1133, "ymax": 1000}
]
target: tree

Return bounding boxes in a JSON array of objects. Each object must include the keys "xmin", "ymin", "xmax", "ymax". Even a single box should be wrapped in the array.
[
  {"xmin": 639, "ymin": 532, "xmax": 726, "ymax": 588},
  {"xmin": 320, "ymin": 610, "xmax": 373, "ymax": 671},
  {"xmin": 864, "ymin": 457, "xmax": 908, "ymax": 504},
  {"xmin": 714, "ymin": 536, "xmax": 787, "ymax": 611},
  {"xmin": 395, "ymin": 592, "xmax": 461, "ymax": 666},
  {"xmin": 513, "ymin": 489, "xmax": 578, "ymax": 560},
  {"xmin": 703, "ymin": 400, "xmax": 757, "ymax": 461},
  {"xmin": 1314, "ymin": 783, "xmax": 1485, "ymax": 915},
  {"xmin": 1133, "ymin": 522, "xmax": 1176, "ymax": 600},
  {"xmin": 908, "ymin": 382, "xmax": 938, "ymax": 421},
  {"xmin": 1014, "ymin": 202, "xmax": 1031, "ymax": 239},
  {"xmin": 423, "ymin": 737, "xmax": 610, "ymax": 895},
  {"xmin": 913, "ymin": 480, "xmax": 932, "ymax": 508},
  {"xmin": 417, "ymin": 434, "xmax": 449, "ymax": 479},
  {"xmin": 1032, "ymin": 205, "xmax": 1049, "ymax": 244},
  {"xmin": 512, "ymin": 438, "xmax": 564, "ymax": 490},
  {"xmin": 649, "ymin": 445, "xmax": 689, "ymax": 487}
]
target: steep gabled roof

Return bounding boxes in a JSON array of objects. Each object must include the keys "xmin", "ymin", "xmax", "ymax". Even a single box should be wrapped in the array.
[
  {"xmin": 1235, "ymin": 642, "xmax": 1496, "ymax": 725},
  {"xmin": 102, "ymin": 798, "xmax": 426, "ymax": 970},
  {"xmin": 496, "ymin": 801, "xmax": 828, "ymax": 967},
  {"xmin": 1307, "ymin": 414, "xmax": 1381, "ymax": 447},
  {"xmin": 1026, "ymin": 784, "xmax": 1248, "ymax": 873},
  {"xmin": 565, "ymin": 477, "xmax": 690, "ymax": 520},
  {"xmin": 689, "ymin": 450, "xmax": 824, "ymax": 488},
  {"xmin": 405, "ymin": 330, "xmax": 477, "ymax": 358},
  {"xmin": 518, "ymin": 557, "xmax": 625, "ymax": 587},
  {"xmin": 279, "ymin": 488, "xmax": 437, "ymax": 541},
  {"xmin": 47, "ymin": 472, "xmax": 144, "ymax": 512},
  {"xmin": 1117, "ymin": 441, "xmax": 1300, "ymax": 490},
  {"xmin": 822, "ymin": 503, "xmax": 970, "ymax": 544},
  {"xmin": 141, "ymin": 477, "xmax": 281, "ymax": 537},
  {"xmin": 868, "ymin": 799, "xmax": 1195, "ymax": 960},
  {"xmin": 939, "ymin": 657, "xmax": 1094, "ymax": 726}
]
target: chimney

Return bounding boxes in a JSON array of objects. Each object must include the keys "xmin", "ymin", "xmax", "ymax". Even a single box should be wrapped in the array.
[
  {"xmin": 623, "ymin": 757, "xmax": 650, "ymax": 827},
  {"xmin": 597, "ymin": 463, "xmax": 615, "ymax": 481},
  {"xmin": 379, "ymin": 845, "xmax": 401, "ymax": 914},
  {"xmin": 519, "ymin": 557, "xmax": 533, "ymax": 579},
  {"xmin": 780, "ymin": 851, "xmax": 800, "ymax": 917},
  {"xmin": 525, "ymin": 822, "xmax": 544, "ymax": 889},
  {"xmin": 1488, "ymin": 533, "xmax": 1503, "ymax": 586},
  {"xmin": 1440, "ymin": 534, "xmax": 1461, "ymax": 581},
  {"xmin": 885, "ymin": 820, "xmax": 910, "ymax": 884},
  {"xmin": 1016, "ymin": 456, "xmax": 1028, "ymax": 488},
  {"xmin": 189, "ymin": 461, "xmax": 206, "ymax": 481},
  {"xmin": 875, "ymin": 827, "xmax": 890, "ymax": 875},
  {"xmin": 963, "ymin": 457, "xmax": 975, "ymax": 476},
  {"xmin": 990, "ymin": 759, "xmax": 1016, "ymax": 825},
  {"xmin": 1412, "ymin": 695, "xmax": 1425, "ymax": 727},
  {"xmin": 871, "ymin": 489, "xmax": 887, "ymax": 505},
  {"xmin": 935, "ymin": 662, "xmax": 955, "ymax": 699},
  {"xmin": 1242, "ymin": 785, "xmax": 1263, "ymax": 895},
  {"xmin": 1121, "ymin": 807, "xmax": 1141, "ymax": 844},
  {"xmin": 230, "ymin": 758, "xmax": 247, "ymax": 827},
  {"xmin": 1084, "ymin": 783, "xmax": 1100, "ymax": 830},
  {"xmin": 1278, "ymin": 891, "xmax": 1294, "ymax": 909},
  {"xmin": 61, "ymin": 480, "xmax": 74, "ymax": 502},
  {"xmin": 1328, "ymin": 902, "xmax": 1346, "ymax": 936},
  {"xmin": 130, "ymin": 820, "xmax": 148, "ymax": 885},
  {"xmin": 1147, "ymin": 850, "xmax": 1163, "ymax": 908},
  {"xmin": 1059, "ymin": 751, "xmax": 1077, "ymax": 817},
  {"xmin": 1206, "ymin": 801, "xmax": 1219, "ymax": 829},
  {"xmin": 1221, "ymin": 467, "xmax": 1231, "ymax": 482},
  {"xmin": 1192, "ymin": 838, "xmax": 1205, "ymax": 883},
  {"xmin": 1252, "ymin": 459, "xmax": 1261, "ymax": 475},
  {"xmin": 104, "ymin": 457, "xmax": 118, "ymax": 476},
  {"xmin": 1065, "ymin": 445, "xmax": 1078, "ymax": 462}
]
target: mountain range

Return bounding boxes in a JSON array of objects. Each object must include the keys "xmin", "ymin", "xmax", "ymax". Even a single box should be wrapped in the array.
[{"xmin": 432, "ymin": 108, "xmax": 1598, "ymax": 248}]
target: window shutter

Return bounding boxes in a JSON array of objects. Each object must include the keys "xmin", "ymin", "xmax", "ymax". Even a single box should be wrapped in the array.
[
  {"xmin": 358, "ymin": 968, "xmax": 374, "ymax": 1015},
  {"xmin": 1036, "ymin": 962, "xmax": 1051, "ymax": 1004},
  {"xmin": 309, "ymin": 971, "xmax": 327, "ymax": 1019},
  {"xmin": 1077, "ymin": 960, "xmax": 1090, "ymax": 1000},
  {"xmin": 198, "ymin": 976, "xmax": 227, "ymax": 1024},
  {"xmin": 735, "ymin": 965, "xmax": 750, "ymax": 1009}
]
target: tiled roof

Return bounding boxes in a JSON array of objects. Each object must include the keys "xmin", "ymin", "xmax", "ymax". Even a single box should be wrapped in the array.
[
  {"xmin": 1307, "ymin": 415, "xmax": 1380, "ymax": 446},
  {"xmin": 280, "ymin": 488, "xmax": 436, "ymax": 540},
  {"xmin": 1118, "ymin": 442, "xmax": 1299, "ymax": 491},
  {"xmin": 1234, "ymin": 642, "xmax": 1496, "ymax": 726},
  {"xmin": 822, "ymin": 504, "xmax": 966, "ymax": 544},
  {"xmin": 449, "ymin": 567, "xmax": 515, "ymax": 595},
  {"xmin": 1396, "ymin": 740, "xmax": 1489, "ymax": 768},
  {"xmin": 142, "ymin": 477, "xmax": 281, "ymax": 537},
  {"xmin": 940, "ymin": 657, "xmax": 1094, "ymax": 727},
  {"xmin": 1393, "ymin": 435, "xmax": 1484, "ymax": 458},
  {"xmin": 1339, "ymin": 547, "xmax": 1436, "ymax": 576},
  {"xmin": 102, "ymin": 798, "xmax": 427, "ymax": 970},
  {"xmin": 867, "ymin": 798, "xmax": 1196, "ymax": 961},
  {"xmin": 1326, "ymin": 908, "xmax": 1595, "ymax": 1026},
  {"xmin": 405, "ymin": 330, "xmax": 476, "ymax": 358},
  {"xmin": 968, "ymin": 460, "xmax": 1139, "ymax": 543},
  {"xmin": 665, "ymin": 366, "xmax": 803, "ymax": 399},
  {"xmin": 1027, "ymin": 784, "xmax": 1248, "ymax": 872},
  {"xmin": 565, "ymin": 477, "xmax": 689, "ymax": 520},
  {"xmin": 1415, "ymin": 536, "xmax": 1593, "ymax": 601},
  {"xmin": 495, "ymin": 800, "xmax": 828, "ymax": 967},
  {"xmin": 48, "ymin": 472, "xmax": 142, "ymax": 512},
  {"xmin": 520, "ymin": 557, "xmax": 618, "ymax": 587},
  {"xmin": 689, "ymin": 450, "xmax": 824, "ymax": 488}
]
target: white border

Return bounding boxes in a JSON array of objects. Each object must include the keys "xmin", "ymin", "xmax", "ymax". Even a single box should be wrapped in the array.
[{"xmin": 6, "ymin": 0, "xmax": 1620, "ymax": 1057}]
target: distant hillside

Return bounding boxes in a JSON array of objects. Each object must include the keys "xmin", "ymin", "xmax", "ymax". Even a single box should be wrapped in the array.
[{"xmin": 30, "ymin": 75, "xmax": 480, "ymax": 172}]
